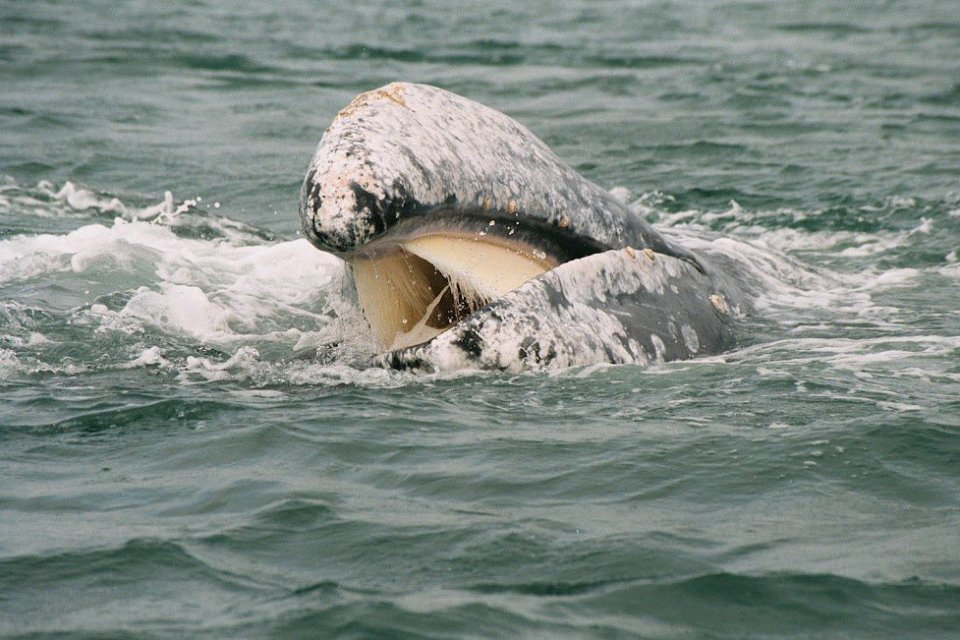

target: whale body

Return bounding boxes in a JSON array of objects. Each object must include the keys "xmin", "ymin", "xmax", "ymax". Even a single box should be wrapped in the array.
[{"xmin": 300, "ymin": 82, "xmax": 740, "ymax": 372}]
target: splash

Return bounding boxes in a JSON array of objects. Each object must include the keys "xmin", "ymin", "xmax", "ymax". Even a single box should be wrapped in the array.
[
  {"xmin": 0, "ymin": 181, "xmax": 380, "ymax": 382},
  {"xmin": 620, "ymin": 192, "xmax": 952, "ymax": 335},
  {"xmin": 2, "ymin": 179, "xmax": 955, "ymax": 384}
]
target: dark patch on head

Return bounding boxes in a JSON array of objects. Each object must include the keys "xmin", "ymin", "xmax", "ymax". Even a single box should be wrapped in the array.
[
  {"xmin": 299, "ymin": 168, "xmax": 326, "ymax": 249},
  {"xmin": 544, "ymin": 344, "xmax": 557, "ymax": 364},
  {"xmin": 381, "ymin": 351, "xmax": 432, "ymax": 372},
  {"xmin": 518, "ymin": 337, "xmax": 557, "ymax": 366},
  {"xmin": 349, "ymin": 183, "xmax": 384, "ymax": 233},
  {"xmin": 454, "ymin": 327, "xmax": 484, "ymax": 360},
  {"xmin": 518, "ymin": 337, "xmax": 538, "ymax": 363},
  {"xmin": 539, "ymin": 280, "xmax": 570, "ymax": 311},
  {"xmin": 603, "ymin": 343, "xmax": 619, "ymax": 363},
  {"xmin": 306, "ymin": 169, "xmax": 322, "ymax": 212},
  {"xmin": 350, "ymin": 180, "xmax": 420, "ymax": 238},
  {"xmin": 301, "ymin": 168, "xmax": 315, "ymax": 197}
]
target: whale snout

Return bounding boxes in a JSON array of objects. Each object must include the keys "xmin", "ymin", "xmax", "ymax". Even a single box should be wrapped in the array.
[{"xmin": 299, "ymin": 171, "xmax": 384, "ymax": 254}]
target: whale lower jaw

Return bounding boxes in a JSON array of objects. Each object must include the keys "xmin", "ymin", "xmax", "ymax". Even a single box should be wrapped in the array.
[
  {"xmin": 351, "ymin": 231, "xmax": 560, "ymax": 351},
  {"xmin": 376, "ymin": 247, "xmax": 738, "ymax": 373}
]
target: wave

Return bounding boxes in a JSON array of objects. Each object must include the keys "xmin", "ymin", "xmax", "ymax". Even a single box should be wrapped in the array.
[
  {"xmin": 4, "ymin": 543, "xmax": 957, "ymax": 639},
  {"xmin": 1, "ymin": 179, "xmax": 957, "ymax": 385}
]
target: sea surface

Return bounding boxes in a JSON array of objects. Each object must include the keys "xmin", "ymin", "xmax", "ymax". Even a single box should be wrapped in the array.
[{"xmin": 2, "ymin": 1, "xmax": 959, "ymax": 638}]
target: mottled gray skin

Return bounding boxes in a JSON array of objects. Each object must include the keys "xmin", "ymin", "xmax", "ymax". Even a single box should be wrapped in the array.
[{"xmin": 299, "ymin": 82, "xmax": 741, "ymax": 371}]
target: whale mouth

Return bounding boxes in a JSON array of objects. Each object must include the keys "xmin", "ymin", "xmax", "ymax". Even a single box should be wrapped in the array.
[
  {"xmin": 298, "ymin": 83, "xmax": 722, "ymax": 368},
  {"xmin": 351, "ymin": 228, "xmax": 564, "ymax": 351}
]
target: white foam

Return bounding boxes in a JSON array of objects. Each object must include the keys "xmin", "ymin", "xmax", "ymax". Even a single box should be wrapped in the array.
[
  {"xmin": 939, "ymin": 249, "xmax": 960, "ymax": 278},
  {"xmin": 2, "ymin": 217, "xmax": 347, "ymax": 328},
  {"xmin": 0, "ymin": 218, "xmax": 164, "ymax": 284},
  {"xmin": 54, "ymin": 181, "xmax": 130, "ymax": 215},
  {"xmin": 0, "ymin": 203, "xmax": 384, "ymax": 381},
  {"xmin": 119, "ymin": 346, "xmax": 172, "ymax": 370},
  {"xmin": 2, "ymin": 178, "xmax": 953, "ymax": 381},
  {"xmin": 645, "ymin": 197, "xmax": 930, "ymax": 266},
  {"xmin": 728, "ymin": 335, "xmax": 960, "ymax": 372},
  {"xmin": 0, "ymin": 348, "xmax": 21, "ymax": 379},
  {"xmin": 640, "ymin": 196, "xmax": 950, "ymax": 342}
]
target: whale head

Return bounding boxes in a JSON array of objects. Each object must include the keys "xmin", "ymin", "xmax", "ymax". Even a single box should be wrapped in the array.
[{"xmin": 300, "ymin": 82, "xmax": 726, "ymax": 369}]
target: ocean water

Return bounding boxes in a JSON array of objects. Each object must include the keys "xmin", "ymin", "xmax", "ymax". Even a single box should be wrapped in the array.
[{"xmin": 2, "ymin": 1, "xmax": 959, "ymax": 638}]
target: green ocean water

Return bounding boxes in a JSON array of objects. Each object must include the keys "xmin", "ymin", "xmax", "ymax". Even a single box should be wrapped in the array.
[{"xmin": 2, "ymin": 1, "xmax": 959, "ymax": 638}]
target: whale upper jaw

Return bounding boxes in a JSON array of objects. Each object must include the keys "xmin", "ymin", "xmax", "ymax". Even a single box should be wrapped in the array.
[{"xmin": 298, "ymin": 82, "xmax": 669, "ymax": 257}]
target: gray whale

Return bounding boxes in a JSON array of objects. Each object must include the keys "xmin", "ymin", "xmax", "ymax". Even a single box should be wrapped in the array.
[{"xmin": 300, "ymin": 82, "xmax": 740, "ymax": 372}]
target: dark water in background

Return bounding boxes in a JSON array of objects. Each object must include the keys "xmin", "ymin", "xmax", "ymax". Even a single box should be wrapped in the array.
[{"xmin": 2, "ymin": 1, "xmax": 960, "ymax": 638}]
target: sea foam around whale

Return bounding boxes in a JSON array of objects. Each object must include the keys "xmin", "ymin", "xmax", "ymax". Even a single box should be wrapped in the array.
[{"xmin": 2, "ymin": 179, "xmax": 954, "ymax": 388}]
